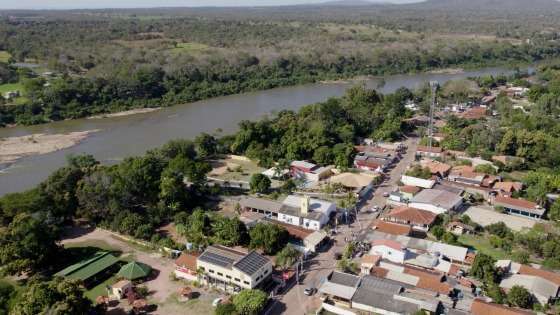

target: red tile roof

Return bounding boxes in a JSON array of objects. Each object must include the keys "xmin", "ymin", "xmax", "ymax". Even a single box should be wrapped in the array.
[
  {"xmin": 175, "ymin": 252, "xmax": 199, "ymax": 271},
  {"xmin": 459, "ymin": 107, "xmax": 487, "ymax": 120},
  {"xmin": 371, "ymin": 220, "xmax": 412, "ymax": 236},
  {"xmin": 494, "ymin": 196, "xmax": 538, "ymax": 210},
  {"xmin": 399, "ymin": 185, "xmax": 421, "ymax": 194},
  {"xmin": 423, "ymin": 161, "xmax": 452, "ymax": 175},
  {"xmin": 493, "ymin": 181, "xmax": 524, "ymax": 193},
  {"xmin": 371, "ymin": 239, "xmax": 405, "ymax": 251},
  {"xmin": 384, "ymin": 207, "xmax": 437, "ymax": 226},
  {"xmin": 471, "ymin": 299, "xmax": 534, "ymax": 315},
  {"xmin": 360, "ymin": 255, "xmax": 381, "ymax": 266}
]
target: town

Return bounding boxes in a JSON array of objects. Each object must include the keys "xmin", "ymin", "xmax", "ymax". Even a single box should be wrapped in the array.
[{"xmin": 2, "ymin": 61, "xmax": 560, "ymax": 315}]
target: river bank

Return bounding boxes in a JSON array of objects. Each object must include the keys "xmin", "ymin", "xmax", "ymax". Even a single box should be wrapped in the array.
[
  {"xmin": 0, "ymin": 130, "xmax": 99, "ymax": 166},
  {"xmin": 0, "ymin": 65, "xmax": 521, "ymax": 196},
  {"xmin": 87, "ymin": 107, "xmax": 161, "ymax": 119}
]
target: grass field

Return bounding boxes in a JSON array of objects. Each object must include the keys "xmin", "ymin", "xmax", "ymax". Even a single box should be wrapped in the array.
[
  {"xmin": 0, "ymin": 51, "xmax": 11, "ymax": 63},
  {"xmin": 458, "ymin": 234, "xmax": 509, "ymax": 260},
  {"xmin": 85, "ymin": 275, "xmax": 117, "ymax": 301},
  {"xmin": 0, "ymin": 82, "xmax": 23, "ymax": 94},
  {"xmin": 169, "ymin": 42, "xmax": 210, "ymax": 55}
]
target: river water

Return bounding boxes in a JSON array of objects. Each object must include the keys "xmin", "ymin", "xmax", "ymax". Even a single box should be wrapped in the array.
[{"xmin": 0, "ymin": 66, "xmax": 518, "ymax": 195}]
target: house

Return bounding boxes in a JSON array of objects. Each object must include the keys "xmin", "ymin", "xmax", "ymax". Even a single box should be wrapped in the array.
[
  {"xmin": 409, "ymin": 189, "xmax": 463, "ymax": 215},
  {"xmin": 353, "ymin": 155, "xmax": 389, "ymax": 172},
  {"xmin": 350, "ymin": 276, "xmax": 437, "ymax": 315},
  {"xmin": 416, "ymin": 146, "xmax": 443, "ymax": 158},
  {"xmin": 111, "ymin": 280, "xmax": 133, "ymax": 299},
  {"xmin": 458, "ymin": 107, "xmax": 487, "ymax": 120},
  {"xmin": 370, "ymin": 239, "xmax": 409, "ymax": 264},
  {"xmin": 240, "ymin": 195, "xmax": 336, "ymax": 231},
  {"xmin": 374, "ymin": 263, "xmax": 453, "ymax": 296},
  {"xmin": 471, "ymin": 299, "xmax": 534, "ymax": 315},
  {"xmin": 422, "ymin": 160, "xmax": 452, "ymax": 178},
  {"xmin": 303, "ymin": 230, "xmax": 328, "ymax": 253},
  {"xmin": 329, "ymin": 172, "xmax": 380, "ymax": 198},
  {"xmin": 362, "ymin": 231, "xmax": 473, "ymax": 265},
  {"xmin": 174, "ymin": 252, "xmax": 200, "ymax": 281},
  {"xmin": 493, "ymin": 181, "xmax": 524, "ymax": 195},
  {"xmin": 261, "ymin": 167, "xmax": 289, "ymax": 179},
  {"xmin": 360, "ymin": 255, "xmax": 381, "ymax": 275},
  {"xmin": 197, "ymin": 245, "xmax": 272, "ymax": 291},
  {"xmin": 481, "ymin": 95, "xmax": 497, "ymax": 105},
  {"xmin": 446, "ymin": 221, "xmax": 475, "ymax": 235},
  {"xmin": 398, "ymin": 185, "xmax": 421, "ymax": 200},
  {"xmin": 383, "ymin": 206, "xmax": 438, "ymax": 232},
  {"xmin": 493, "ymin": 196, "xmax": 545, "ymax": 220},
  {"xmin": 496, "ymin": 260, "xmax": 560, "ymax": 305},
  {"xmin": 500, "ymin": 275, "xmax": 558, "ymax": 305},
  {"xmin": 401, "ymin": 175, "xmax": 436, "ymax": 189},
  {"xmin": 290, "ymin": 160, "xmax": 332, "ymax": 183},
  {"xmin": 371, "ymin": 219, "xmax": 412, "ymax": 236},
  {"xmin": 354, "ymin": 146, "xmax": 399, "ymax": 163},
  {"xmin": 448, "ymin": 165, "xmax": 486, "ymax": 187},
  {"xmin": 318, "ymin": 271, "xmax": 361, "ymax": 308}
]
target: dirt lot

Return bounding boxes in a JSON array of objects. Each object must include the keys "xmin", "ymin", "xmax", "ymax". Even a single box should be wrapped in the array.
[{"xmin": 62, "ymin": 228, "xmax": 218, "ymax": 315}]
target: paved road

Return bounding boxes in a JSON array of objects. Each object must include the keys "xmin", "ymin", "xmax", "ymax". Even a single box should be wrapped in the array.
[{"xmin": 273, "ymin": 137, "xmax": 418, "ymax": 314}]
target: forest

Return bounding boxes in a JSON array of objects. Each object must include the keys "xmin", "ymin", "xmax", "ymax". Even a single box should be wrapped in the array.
[{"xmin": 2, "ymin": 0, "xmax": 560, "ymax": 125}]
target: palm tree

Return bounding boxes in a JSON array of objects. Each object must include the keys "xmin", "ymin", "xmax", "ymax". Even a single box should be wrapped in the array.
[{"xmin": 275, "ymin": 245, "xmax": 301, "ymax": 271}]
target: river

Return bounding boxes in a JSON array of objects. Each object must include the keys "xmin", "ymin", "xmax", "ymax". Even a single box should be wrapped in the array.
[{"xmin": 0, "ymin": 66, "xmax": 519, "ymax": 195}]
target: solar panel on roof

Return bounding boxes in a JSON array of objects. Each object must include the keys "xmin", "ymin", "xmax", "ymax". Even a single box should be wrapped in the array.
[
  {"xmin": 234, "ymin": 252, "xmax": 269, "ymax": 276},
  {"xmin": 199, "ymin": 251, "xmax": 236, "ymax": 268}
]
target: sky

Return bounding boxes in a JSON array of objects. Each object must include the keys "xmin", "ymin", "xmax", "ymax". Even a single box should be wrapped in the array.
[{"xmin": 0, "ymin": 0, "xmax": 422, "ymax": 10}]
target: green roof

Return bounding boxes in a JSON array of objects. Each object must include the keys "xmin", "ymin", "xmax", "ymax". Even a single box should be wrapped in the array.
[
  {"xmin": 117, "ymin": 261, "xmax": 152, "ymax": 280},
  {"xmin": 55, "ymin": 252, "xmax": 119, "ymax": 281}
]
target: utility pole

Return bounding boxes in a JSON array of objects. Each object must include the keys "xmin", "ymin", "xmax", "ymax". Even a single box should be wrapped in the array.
[{"xmin": 428, "ymin": 81, "xmax": 439, "ymax": 155}]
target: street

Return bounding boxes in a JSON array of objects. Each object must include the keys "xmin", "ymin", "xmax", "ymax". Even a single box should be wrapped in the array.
[{"xmin": 270, "ymin": 137, "xmax": 418, "ymax": 314}]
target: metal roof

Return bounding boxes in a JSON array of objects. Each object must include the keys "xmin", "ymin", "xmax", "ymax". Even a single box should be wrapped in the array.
[
  {"xmin": 239, "ymin": 197, "xmax": 283, "ymax": 213},
  {"xmin": 411, "ymin": 189, "xmax": 463, "ymax": 210},
  {"xmin": 359, "ymin": 275, "xmax": 404, "ymax": 294},
  {"xmin": 55, "ymin": 251, "xmax": 119, "ymax": 281},
  {"xmin": 233, "ymin": 251, "xmax": 270, "ymax": 276},
  {"xmin": 329, "ymin": 271, "xmax": 361, "ymax": 287},
  {"xmin": 198, "ymin": 245, "xmax": 246, "ymax": 269}
]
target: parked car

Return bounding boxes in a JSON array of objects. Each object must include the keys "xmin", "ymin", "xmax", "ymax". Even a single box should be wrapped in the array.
[
  {"xmin": 383, "ymin": 192, "xmax": 390, "ymax": 197},
  {"xmin": 304, "ymin": 287, "xmax": 316, "ymax": 296},
  {"xmin": 212, "ymin": 298, "xmax": 223, "ymax": 307}
]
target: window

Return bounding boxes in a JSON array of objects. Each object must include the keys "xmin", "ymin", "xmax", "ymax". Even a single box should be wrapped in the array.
[
  {"xmin": 235, "ymin": 278, "xmax": 241, "ymax": 282},
  {"xmin": 243, "ymin": 281, "xmax": 250, "ymax": 285},
  {"xmin": 209, "ymin": 269, "xmax": 214, "ymax": 273},
  {"xmin": 226, "ymin": 275, "xmax": 232, "ymax": 279},
  {"xmin": 217, "ymin": 272, "xmax": 223, "ymax": 276}
]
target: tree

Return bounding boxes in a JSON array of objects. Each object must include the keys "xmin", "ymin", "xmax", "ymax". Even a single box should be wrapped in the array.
[
  {"xmin": 431, "ymin": 225, "xmax": 445, "ymax": 240},
  {"xmin": 470, "ymin": 253, "xmax": 497, "ymax": 281},
  {"xmin": 249, "ymin": 174, "xmax": 271, "ymax": 194},
  {"xmin": 232, "ymin": 289, "xmax": 267, "ymax": 315},
  {"xmin": 474, "ymin": 164, "xmax": 497, "ymax": 175},
  {"xmin": 249, "ymin": 223, "xmax": 289, "ymax": 255},
  {"xmin": 0, "ymin": 282, "xmax": 15, "ymax": 315},
  {"xmin": 275, "ymin": 245, "xmax": 301, "ymax": 270},
  {"xmin": 0, "ymin": 213, "xmax": 60, "ymax": 276},
  {"xmin": 11, "ymin": 278, "xmax": 92, "ymax": 315},
  {"xmin": 211, "ymin": 216, "xmax": 248, "ymax": 247},
  {"xmin": 405, "ymin": 165, "xmax": 432, "ymax": 179},
  {"xmin": 336, "ymin": 258, "xmax": 358, "ymax": 274},
  {"xmin": 177, "ymin": 208, "xmax": 211, "ymax": 247},
  {"xmin": 195, "ymin": 133, "xmax": 218, "ymax": 158},
  {"xmin": 507, "ymin": 285, "xmax": 533, "ymax": 309},
  {"xmin": 313, "ymin": 146, "xmax": 334, "ymax": 165},
  {"xmin": 215, "ymin": 303, "xmax": 237, "ymax": 315},
  {"xmin": 548, "ymin": 200, "xmax": 560, "ymax": 221}
]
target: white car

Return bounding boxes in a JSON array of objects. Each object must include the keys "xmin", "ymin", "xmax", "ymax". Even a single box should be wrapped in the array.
[
  {"xmin": 382, "ymin": 192, "xmax": 390, "ymax": 197},
  {"xmin": 212, "ymin": 298, "xmax": 223, "ymax": 307}
]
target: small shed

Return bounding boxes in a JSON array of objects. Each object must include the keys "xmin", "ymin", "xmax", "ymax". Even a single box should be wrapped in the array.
[{"xmin": 111, "ymin": 280, "xmax": 133, "ymax": 299}]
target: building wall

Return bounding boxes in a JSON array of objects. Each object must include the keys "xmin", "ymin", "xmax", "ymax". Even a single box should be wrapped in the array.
[
  {"xmin": 371, "ymin": 245, "xmax": 406, "ymax": 264},
  {"xmin": 174, "ymin": 267, "xmax": 198, "ymax": 282},
  {"xmin": 197, "ymin": 259, "xmax": 272, "ymax": 290},
  {"xmin": 302, "ymin": 218, "xmax": 322, "ymax": 230}
]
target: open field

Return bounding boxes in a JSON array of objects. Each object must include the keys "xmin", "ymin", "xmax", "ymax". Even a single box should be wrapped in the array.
[
  {"xmin": 169, "ymin": 42, "xmax": 210, "ymax": 55},
  {"xmin": 458, "ymin": 234, "xmax": 509, "ymax": 260},
  {"xmin": 0, "ymin": 51, "xmax": 11, "ymax": 63},
  {"xmin": 0, "ymin": 82, "xmax": 23, "ymax": 95}
]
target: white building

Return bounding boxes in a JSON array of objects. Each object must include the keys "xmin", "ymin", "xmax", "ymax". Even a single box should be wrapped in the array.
[
  {"xmin": 370, "ymin": 239, "xmax": 409, "ymax": 264},
  {"xmin": 240, "ymin": 195, "xmax": 336, "ymax": 231},
  {"xmin": 197, "ymin": 245, "xmax": 272, "ymax": 291},
  {"xmin": 409, "ymin": 189, "xmax": 463, "ymax": 215}
]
